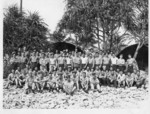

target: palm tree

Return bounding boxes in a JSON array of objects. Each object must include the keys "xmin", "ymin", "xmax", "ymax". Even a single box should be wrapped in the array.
[
  {"xmin": 3, "ymin": 5, "xmax": 49, "ymax": 54},
  {"xmin": 3, "ymin": 4, "xmax": 26, "ymax": 54},
  {"xmin": 122, "ymin": 0, "xmax": 148, "ymax": 59}
]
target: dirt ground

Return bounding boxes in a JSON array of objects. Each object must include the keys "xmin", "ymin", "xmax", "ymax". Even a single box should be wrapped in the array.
[{"xmin": 3, "ymin": 85, "xmax": 148, "ymax": 109}]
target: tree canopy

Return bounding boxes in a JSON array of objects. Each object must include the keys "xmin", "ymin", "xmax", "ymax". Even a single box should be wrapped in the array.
[
  {"xmin": 55, "ymin": 0, "xmax": 148, "ymax": 54},
  {"xmin": 3, "ymin": 5, "xmax": 49, "ymax": 54}
]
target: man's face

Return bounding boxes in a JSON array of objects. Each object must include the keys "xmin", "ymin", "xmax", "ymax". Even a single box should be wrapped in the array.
[
  {"xmin": 120, "ymin": 71, "xmax": 123, "ymax": 75},
  {"xmin": 110, "ymin": 67, "xmax": 113, "ymax": 71},
  {"xmin": 103, "ymin": 66, "xmax": 106, "ymax": 71},
  {"xmin": 83, "ymin": 73, "xmax": 86, "ymax": 77},
  {"xmin": 127, "ymin": 72, "xmax": 130, "ymax": 76},
  {"xmin": 33, "ymin": 52, "xmax": 35, "ymax": 55},
  {"xmin": 59, "ymin": 67, "xmax": 62, "ymax": 71},
  {"xmin": 89, "ymin": 54, "xmax": 92, "ymax": 58},
  {"xmin": 28, "ymin": 70, "xmax": 32, "ymax": 75},
  {"xmin": 49, "ymin": 74, "xmax": 52, "ymax": 78},
  {"xmin": 83, "ymin": 54, "xmax": 85, "ymax": 57},
  {"xmin": 68, "ymin": 67, "xmax": 71, "ymax": 71},
  {"xmin": 73, "ymin": 73, "xmax": 76, "ymax": 77},
  {"xmin": 23, "ymin": 47, "xmax": 26, "ymax": 50},
  {"xmin": 96, "ymin": 66, "xmax": 99, "ymax": 70},
  {"xmin": 67, "ymin": 76, "xmax": 71, "ymax": 82},
  {"xmin": 113, "ymin": 54, "xmax": 115, "ymax": 57},
  {"xmin": 51, "ymin": 54, "xmax": 54, "ymax": 58},
  {"xmin": 21, "ymin": 69, "xmax": 25, "ymax": 74},
  {"xmin": 35, "ymin": 67, "xmax": 38, "ymax": 71},
  {"xmin": 87, "ymin": 67, "xmax": 89, "ymax": 70},
  {"xmin": 13, "ymin": 54, "xmax": 15, "ymax": 57},
  {"xmin": 32, "ymin": 71, "xmax": 36, "ymax": 75},
  {"xmin": 74, "ymin": 68, "xmax": 77, "ymax": 71},
  {"xmin": 21, "ymin": 53, "xmax": 24, "ymax": 56},
  {"xmin": 36, "ymin": 52, "xmax": 39, "ymax": 55},
  {"xmin": 93, "ymin": 74, "xmax": 96, "ymax": 79},
  {"xmin": 128, "ymin": 55, "xmax": 131, "ymax": 58},
  {"xmin": 137, "ymin": 71, "xmax": 140, "ymax": 76},
  {"xmin": 134, "ymin": 70, "xmax": 136, "ymax": 73},
  {"xmin": 12, "ymin": 70, "xmax": 14, "ymax": 73},
  {"xmin": 120, "ymin": 55, "xmax": 123, "ymax": 58}
]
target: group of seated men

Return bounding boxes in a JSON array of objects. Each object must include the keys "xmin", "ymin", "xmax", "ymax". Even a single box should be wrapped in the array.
[{"xmin": 4, "ymin": 47, "xmax": 148, "ymax": 95}]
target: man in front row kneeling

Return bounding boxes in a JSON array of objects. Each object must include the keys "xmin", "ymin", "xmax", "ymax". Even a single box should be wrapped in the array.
[
  {"xmin": 63, "ymin": 74, "xmax": 76, "ymax": 96},
  {"xmin": 90, "ymin": 72, "xmax": 101, "ymax": 93}
]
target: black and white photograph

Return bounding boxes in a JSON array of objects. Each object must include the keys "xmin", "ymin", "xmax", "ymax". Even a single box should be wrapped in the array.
[{"xmin": 2, "ymin": 0, "xmax": 149, "ymax": 110}]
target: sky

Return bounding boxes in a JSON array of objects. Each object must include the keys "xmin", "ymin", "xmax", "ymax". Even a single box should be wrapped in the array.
[{"xmin": 3, "ymin": 0, "xmax": 66, "ymax": 33}]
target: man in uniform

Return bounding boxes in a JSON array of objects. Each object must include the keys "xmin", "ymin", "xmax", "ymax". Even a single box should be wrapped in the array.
[
  {"xmin": 58, "ymin": 54, "xmax": 65, "ymax": 70},
  {"xmin": 54, "ymin": 50, "xmax": 59, "ymax": 59},
  {"xmin": 87, "ymin": 54, "xmax": 95, "ymax": 70},
  {"xmin": 63, "ymin": 74, "xmax": 76, "ymax": 96},
  {"xmin": 126, "ymin": 72, "xmax": 134, "ymax": 87},
  {"xmin": 102, "ymin": 53, "xmax": 110, "ymax": 70},
  {"xmin": 80, "ymin": 71, "xmax": 89, "ymax": 93},
  {"xmin": 14, "ymin": 70, "xmax": 22, "ymax": 88},
  {"xmin": 20, "ymin": 52, "xmax": 26, "ymax": 69},
  {"xmin": 24, "ymin": 70, "xmax": 36, "ymax": 94},
  {"xmin": 46, "ymin": 72, "xmax": 55, "ymax": 92},
  {"xmin": 56, "ymin": 72, "xmax": 64, "ymax": 92},
  {"xmin": 135, "ymin": 70, "xmax": 146, "ymax": 88},
  {"xmin": 18, "ymin": 69, "xmax": 26, "ymax": 88},
  {"xmin": 117, "ymin": 54, "xmax": 125, "ymax": 72},
  {"xmin": 117, "ymin": 71, "xmax": 126, "ymax": 88},
  {"xmin": 39, "ymin": 53, "xmax": 47, "ymax": 68},
  {"xmin": 94, "ymin": 52, "xmax": 102, "ymax": 70},
  {"xmin": 71, "ymin": 71, "xmax": 79, "ymax": 91},
  {"xmin": 72, "ymin": 53, "xmax": 81, "ymax": 70},
  {"xmin": 110, "ymin": 54, "xmax": 118, "ymax": 71},
  {"xmin": 10, "ymin": 53, "xmax": 17, "ymax": 70},
  {"xmin": 30, "ymin": 51, "xmax": 37, "ymax": 70},
  {"xmin": 126, "ymin": 54, "xmax": 136, "ymax": 73},
  {"xmin": 49, "ymin": 53, "xmax": 57, "ymax": 71},
  {"xmin": 64, "ymin": 54, "xmax": 73, "ymax": 70},
  {"xmin": 34, "ymin": 71, "xmax": 45, "ymax": 92},
  {"xmin": 90, "ymin": 72, "xmax": 101, "ymax": 92},
  {"xmin": 5, "ymin": 69, "xmax": 16, "ymax": 89},
  {"xmin": 81, "ymin": 53, "xmax": 88, "ymax": 70}
]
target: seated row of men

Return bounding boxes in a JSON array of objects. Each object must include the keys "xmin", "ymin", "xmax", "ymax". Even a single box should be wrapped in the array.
[{"xmin": 5, "ymin": 64, "xmax": 147, "ymax": 95}]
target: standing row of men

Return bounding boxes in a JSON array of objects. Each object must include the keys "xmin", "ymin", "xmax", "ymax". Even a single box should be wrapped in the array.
[{"xmin": 4, "ymin": 48, "xmax": 138, "ymax": 74}]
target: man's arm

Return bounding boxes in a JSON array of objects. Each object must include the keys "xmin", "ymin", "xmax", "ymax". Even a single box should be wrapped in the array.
[{"xmin": 92, "ymin": 58, "xmax": 95, "ymax": 68}]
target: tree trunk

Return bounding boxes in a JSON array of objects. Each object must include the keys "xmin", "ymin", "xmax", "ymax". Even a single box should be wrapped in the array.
[
  {"xmin": 98, "ymin": 39, "xmax": 101, "ymax": 51},
  {"xmin": 102, "ymin": 26, "xmax": 107, "ymax": 52},
  {"xmin": 133, "ymin": 42, "xmax": 143, "ymax": 59},
  {"xmin": 109, "ymin": 35, "xmax": 113, "ymax": 52}
]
